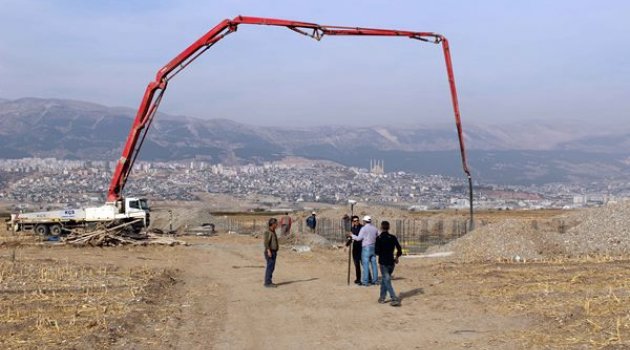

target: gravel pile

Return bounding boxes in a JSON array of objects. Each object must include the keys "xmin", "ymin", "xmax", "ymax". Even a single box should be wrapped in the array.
[
  {"xmin": 427, "ymin": 219, "xmax": 563, "ymax": 261},
  {"xmin": 428, "ymin": 200, "xmax": 630, "ymax": 261},
  {"xmin": 561, "ymin": 200, "xmax": 630, "ymax": 256},
  {"xmin": 278, "ymin": 232, "xmax": 333, "ymax": 249},
  {"xmin": 149, "ymin": 206, "xmax": 214, "ymax": 232}
]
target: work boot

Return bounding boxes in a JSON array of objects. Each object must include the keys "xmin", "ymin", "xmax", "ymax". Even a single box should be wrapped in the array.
[
  {"xmin": 390, "ymin": 298, "xmax": 401, "ymax": 307},
  {"xmin": 378, "ymin": 297, "xmax": 386, "ymax": 304},
  {"xmin": 264, "ymin": 283, "xmax": 277, "ymax": 288}
]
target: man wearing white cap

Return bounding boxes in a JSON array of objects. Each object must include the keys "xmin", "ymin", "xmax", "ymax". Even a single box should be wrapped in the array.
[
  {"xmin": 306, "ymin": 211, "xmax": 317, "ymax": 233},
  {"xmin": 347, "ymin": 215, "xmax": 379, "ymax": 286}
]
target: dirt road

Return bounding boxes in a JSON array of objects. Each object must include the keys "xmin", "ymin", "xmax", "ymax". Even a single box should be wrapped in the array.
[
  {"xmin": 3, "ymin": 233, "xmax": 629, "ymax": 349},
  {"xmin": 174, "ymin": 236, "xmax": 530, "ymax": 350}
]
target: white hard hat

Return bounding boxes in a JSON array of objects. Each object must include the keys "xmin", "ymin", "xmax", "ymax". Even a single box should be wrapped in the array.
[
  {"xmin": 312, "ymin": 211, "xmax": 316, "ymax": 215},
  {"xmin": 362, "ymin": 215, "xmax": 371, "ymax": 222}
]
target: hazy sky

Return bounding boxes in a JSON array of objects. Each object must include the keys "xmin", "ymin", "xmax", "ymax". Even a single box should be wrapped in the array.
[{"xmin": 1, "ymin": 0, "xmax": 628, "ymax": 126}]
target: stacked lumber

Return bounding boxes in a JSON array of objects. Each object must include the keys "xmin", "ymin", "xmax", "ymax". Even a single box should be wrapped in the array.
[{"xmin": 64, "ymin": 220, "xmax": 186, "ymax": 247}]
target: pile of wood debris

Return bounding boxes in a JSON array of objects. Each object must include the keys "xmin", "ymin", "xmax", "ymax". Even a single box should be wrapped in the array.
[{"xmin": 64, "ymin": 220, "xmax": 186, "ymax": 247}]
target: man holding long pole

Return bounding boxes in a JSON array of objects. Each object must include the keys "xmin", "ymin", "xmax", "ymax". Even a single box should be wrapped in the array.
[
  {"xmin": 346, "ymin": 200, "xmax": 357, "ymax": 285},
  {"xmin": 346, "ymin": 215, "xmax": 364, "ymax": 285}
]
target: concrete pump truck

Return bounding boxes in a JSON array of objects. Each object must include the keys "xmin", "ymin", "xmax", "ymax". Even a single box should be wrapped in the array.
[{"xmin": 8, "ymin": 15, "xmax": 473, "ymax": 235}]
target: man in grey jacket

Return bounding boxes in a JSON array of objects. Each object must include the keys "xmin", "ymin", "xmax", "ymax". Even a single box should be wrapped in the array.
[{"xmin": 264, "ymin": 218, "xmax": 279, "ymax": 288}]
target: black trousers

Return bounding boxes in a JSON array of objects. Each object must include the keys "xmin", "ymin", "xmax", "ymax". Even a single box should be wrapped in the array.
[{"xmin": 352, "ymin": 246, "xmax": 364, "ymax": 282}]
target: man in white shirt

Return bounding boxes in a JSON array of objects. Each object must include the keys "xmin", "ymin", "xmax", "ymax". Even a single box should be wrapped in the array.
[{"xmin": 348, "ymin": 215, "xmax": 379, "ymax": 286}]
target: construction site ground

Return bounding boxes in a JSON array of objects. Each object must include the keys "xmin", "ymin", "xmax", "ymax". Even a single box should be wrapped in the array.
[{"xmin": 2, "ymin": 226, "xmax": 629, "ymax": 349}]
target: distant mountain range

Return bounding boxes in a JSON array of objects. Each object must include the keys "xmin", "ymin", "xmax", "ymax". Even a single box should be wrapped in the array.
[{"xmin": 1, "ymin": 97, "xmax": 628, "ymax": 185}]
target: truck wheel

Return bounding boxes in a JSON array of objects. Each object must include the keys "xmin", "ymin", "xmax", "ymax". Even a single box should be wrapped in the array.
[
  {"xmin": 50, "ymin": 224, "xmax": 63, "ymax": 236},
  {"xmin": 131, "ymin": 222, "xmax": 145, "ymax": 234},
  {"xmin": 35, "ymin": 224, "xmax": 49, "ymax": 235}
]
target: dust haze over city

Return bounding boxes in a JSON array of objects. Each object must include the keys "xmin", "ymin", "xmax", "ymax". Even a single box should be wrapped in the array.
[{"xmin": 2, "ymin": 1, "xmax": 630, "ymax": 349}]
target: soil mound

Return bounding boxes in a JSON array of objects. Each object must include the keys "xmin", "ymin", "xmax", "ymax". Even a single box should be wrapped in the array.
[
  {"xmin": 562, "ymin": 200, "xmax": 630, "ymax": 256},
  {"xmin": 278, "ymin": 232, "xmax": 333, "ymax": 249},
  {"xmin": 428, "ymin": 200, "xmax": 630, "ymax": 261},
  {"xmin": 427, "ymin": 219, "xmax": 563, "ymax": 261}
]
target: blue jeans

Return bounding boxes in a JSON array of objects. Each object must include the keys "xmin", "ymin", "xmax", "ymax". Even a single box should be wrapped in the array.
[
  {"xmin": 264, "ymin": 250, "xmax": 277, "ymax": 285},
  {"xmin": 361, "ymin": 245, "xmax": 378, "ymax": 285},
  {"xmin": 379, "ymin": 264, "xmax": 397, "ymax": 300}
]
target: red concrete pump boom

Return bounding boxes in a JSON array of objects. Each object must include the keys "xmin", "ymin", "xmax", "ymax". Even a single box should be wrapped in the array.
[{"xmin": 107, "ymin": 15, "xmax": 474, "ymax": 225}]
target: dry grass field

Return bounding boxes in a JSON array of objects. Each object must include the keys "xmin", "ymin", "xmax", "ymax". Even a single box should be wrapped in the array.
[
  {"xmin": 2, "ymin": 203, "xmax": 630, "ymax": 349},
  {"xmin": 0, "ymin": 231, "xmax": 178, "ymax": 349},
  {"xmin": 1, "ymin": 226, "xmax": 629, "ymax": 349},
  {"xmin": 429, "ymin": 257, "xmax": 630, "ymax": 349}
]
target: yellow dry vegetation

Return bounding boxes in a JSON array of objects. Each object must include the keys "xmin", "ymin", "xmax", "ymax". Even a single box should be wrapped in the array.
[
  {"xmin": 430, "ymin": 257, "xmax": 630, "ymax": 349},
  {"xmin": 0, "ymin": 254, "xmax": 165, "ymax": 349}
]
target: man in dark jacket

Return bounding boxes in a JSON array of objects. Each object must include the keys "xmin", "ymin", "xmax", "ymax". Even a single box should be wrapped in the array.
[
  {"xmin": 306, "ymin": 212, "xmax": 317, "ymax": 233},
  {"xmin": 375, "ymin": 221, "xmax": 402, "ymax": 306},
  {"xmin": 263, "ymin": 218, "xmax": 279, "ymax": 288},
  {"xmin": 345, "ymin": 215, "xmax": 364, "ymax": 284}
]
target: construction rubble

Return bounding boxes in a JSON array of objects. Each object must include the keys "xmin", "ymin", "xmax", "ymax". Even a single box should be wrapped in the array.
[
  {"xmin": 63, "ymin": 220, "xmax": 186, "ymax": 247},
  {"xmin": 428, "ymin": 200, "xmax": 630, "ymax": 261}
]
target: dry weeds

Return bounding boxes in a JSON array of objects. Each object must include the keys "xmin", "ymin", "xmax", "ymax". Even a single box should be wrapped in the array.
[
  {"xmin": 425, "ymin": 257, "xmax": 630, "ymax": 349},
  {"xmin": 0, "ymin": 253, "xmax": 173, "ymax": 349}
]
